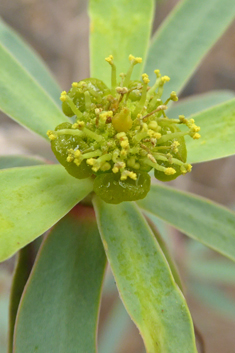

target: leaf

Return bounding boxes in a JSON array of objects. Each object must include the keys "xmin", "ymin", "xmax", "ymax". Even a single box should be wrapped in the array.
[
  {"xmin": 93, "ymin": 198, "xmax": 197, "ymax": 353},
  {"xmin": 189, "ymin": 259, "xmax": 235, "ymax": 286},
  {"xmin": 0, "ymin": 43, "xmax": 67, "ymax": 140},
  {"xmin": 8, "ymin": 245, "xmax": 36, "ymax": 353},
  {"xmin": 0, "ymin": 18, "xmax": 61, "ymax": 104},
  {"xmin": 13, "ymin": 205, "xmax": 106, "ymax": 353},
  {"xmin": 146, "ymin": 217, "xmax": 183, "ymax": 292},
  {"xmin": 145, "ymin": 0, "xmax": 235, "ymax": 98},
  {"xmin": 167, "ymin": 90, "xmax": 235, "ymax": 120},
  {"xmin": 0, "ymin": 155, "xmax": 45, "ymax": 170},
  {"xmin": 185, "ymin": 98, "xmax": 235, "ymax": 164},
  {"xmin": 89, "ymin": 0, "xmax": 155, "ymax": 85},
  {"xmin": 137, "ymin": 184, "xmax": 235, "ymax": 262},
  {"xmin": 0, "ymin": 165, "xmax": 93, "ymax": 262},
  {"xmin": 189, "ymin": 281, "xmax": 235, "ymax": 321},
  {"xmin": 99, "ymin": 298, "xmax": 132, "ymax": 353}
]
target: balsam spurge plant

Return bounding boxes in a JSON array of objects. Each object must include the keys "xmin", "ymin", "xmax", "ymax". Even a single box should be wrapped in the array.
[{"xmin": 0, "ymin": 0, "xmax": 235, "ymax": 352}]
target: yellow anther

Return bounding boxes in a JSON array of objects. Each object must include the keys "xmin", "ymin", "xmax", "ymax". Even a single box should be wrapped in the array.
[
  {"xmin": 186, "ymin": 164, "xmax": 192, "ymax": 172},
  {"xmin": 72, "ymin": 82, "xmax": 78, "ymax": 88},
  {"xmin": 60, "ymin": 92, "xmax": 67, "ymax": 102},
  {"xmin": 147, "ymin": 130, "xmax": 161, "ymax": 139},
  {"xmin": 116, "ymin": 87, "xmax": 128, "ymax": 94},
  {"xmin": 48, "ymin": 134, "xmax": 56, "ymax": 141},
  {"xmin": 129, "ymin": 55, "xmax": 142, "ymax": 64},
  {"xmin": 112, "ymin": 166, "xmax": 119, "ymax": 173},
  {"xmin": 179, "ymin": 115, "xmax": 187, "ymax": 123},
  {"xmin": 164, "ymin": 167, "xmax": 176, "ymax": 175},
  {"xmin": 100, "ymin": 111, "xmax": 113, "ymax": 122},
  {"xmin": 142, "ymin": 73, "xmax": 150, "ymax": 84},
  {"xmin": 74, "ymin": 150, "xmax": 81, "ymax": 158},
  {"xmin": 120, "ymin": 150, "xmax": 127, "ymax": 157},
  {"xmin": 66, "ymin": 156, "xmax": 73, "ymax": 162},
  {"xmin": 192, "ymin": 133, "xmax": 201, "ymax": 139},
  {"xmin": 120, "ymin": 140, "xmax": 129, "ymax": 149},
  {"xmin": 121, "ymin": 170, "xmax": 137, "ymax": 181},
  {"xmin": 74, "ymin": 159, "xmax": 81, "ymax": 166},
  {"xmin": 86, "ymin": 158, "xmax": 95, "ymax": 166},
  {"xmin": 171, "ymin": 141, "xmax": 180, "ymax": 153},
  {"xmin": 170, "ymin": 91, "xmax": 178, "ymax": 102},
  {"xmin": 46, "ymin": 130, "xmax": 57, "ymax": 140},
  {"xmin": 191, "ymin": 124, "xmax": 200, "ymax": 132},
  {"xmin": 105, "ymin": 55, "xmax": 114, "ymax": 64},
  {"xmin": 72, "ymin": 123, "xmax": 79, "ymax": 129},
  {"xmin": 161, "ymin": 76, "xmax": 170, "ymax": 84},
  {"xmin": 128, "ymin": 171, "xmax": 137, "ymax": 180},
  {"xmin": 77, "ymin": 121, "xmax": 85, "ymax": 129},
  {"xmin": 154, "ymin": 69, "xmax": 161, "ymax": 78}
]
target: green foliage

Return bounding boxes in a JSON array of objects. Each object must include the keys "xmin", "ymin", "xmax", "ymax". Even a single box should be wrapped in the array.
[
  {"xmin": 0, "ymin": 165, "xmax": 93, "ymax": 261},
  {"xmin": 0, "ymin": 18, "xmax": 61, "ymax": 104},
  {"xmin": 89, "ymin": 0, "xmax": 154, "ymax": 84},
  {"xmin": 138, "ymin": 184, "xmax": 235, "ymax": 262},
  {"xmin": 13, "ymin": 206, "xmax": 106, "ymax": 353},
  {"xmin": 146, "ymin": 0, "xmax": 235, "ymax": 99},
  {"xmin": 93, "ymin": 199, "xmax": 197, "ymax": 353},
  {"xmin": 184, "ymin": 98, "xmax": 235, "ymax": 163},
  {"xmin": 0, "ymin": 0, "xmax": 235, "ymax": 352},
  {"xmin": 0, "ymin": 44, "xmax": 67, "ymax": 139}
]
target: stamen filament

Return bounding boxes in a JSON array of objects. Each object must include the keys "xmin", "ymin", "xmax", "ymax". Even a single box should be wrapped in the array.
[{"xmin": 157, "ymin": 131, "xmax": 188, "ymax": 144}]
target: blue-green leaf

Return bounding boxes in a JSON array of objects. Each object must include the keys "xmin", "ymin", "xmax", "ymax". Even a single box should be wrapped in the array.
[
  {"xmin": 93, "ymin": 198, "xmax": 197, "ymax": 353},
  {"xmin": 13, "ymin": 205, "xmax": 106, "ymax": 353},
  {"xmin": 138, "ymin": 184, "xmax": 235, "ymax": 262},
  {"xmin": 167, "ymin": 90, "xmax": 235, "ymax": 120},
  {"xmin": 0, "ymin": 165, "xmax": 93, "ymax": 262},
  {"xmin": 0, "ymin": 18, "xmax": 61, "ymax": 104},
  {"xmin": 146, "ymin": 0, "xmax": 235, "ymax": 98},
  {"xmin": 89, "ymin": 0, "xmax": 155, "ymax": 85},
  {"xmin": 0, "ymin": 155, "xmax": 45, "ymax": 170},
  {"xmin": 185, "ymin": 98, "xmax": 235, "ymax": 164},
  {"xmin": 0, "ymin": 43, "xmax": 67, "ymax": 139}
]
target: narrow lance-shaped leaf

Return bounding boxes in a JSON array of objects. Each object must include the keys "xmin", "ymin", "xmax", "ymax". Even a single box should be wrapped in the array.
[
  {"xmin": 0, "ymin": 18, "xmax": 61, "ymax": 104},
  {"xmin": 13, "ymin": 205, "xmax": 106, "ymax": 353},
  {"xmin": 0, "ymin": 165, "xmax": 93, "ymax": 262},
  {"xmin": 188, "ymin": 259, "xmax": 235, "ymax": 286},
  {"xmin": 0, "ymin": 155, "xmax": 45, "ymax": 170},
  {"xmin": 145, "ymin": 0, "xmax": 235, "ymax": 99},
  {"xmin": 93, "ymin": 198, "xmax": 197, "ymax": 353},
  {"xmin": 137, "ymin": 184, "xmax": 235, "ymax": 262},
  {"xmin": 189, "ymin": 281, "xmax": 235, "ymax": 321},
  {"xmin": 99, "ymin": 298, "xmax": 131, "ymax": 353},
  {"xmin": 167, "ymin": 90, "xmax": 235, "ymax": 120},
  {"xmin": 146, "ymin": 217, "xmax": 183, "ymax": 292},
  {"xmin": 184, "ymin": 98, "xmax": 235, "ymax": 164},
  {"xmin": 8, "ymin": 244, "xmax": 37, "ymax": 353},
  {"xmin": 0, "ymin": 43, "xmax": 67, "ymax": 140},
  {"xmin": 89, "ymin": 0, "xmax": 155, "ymax": 85}
]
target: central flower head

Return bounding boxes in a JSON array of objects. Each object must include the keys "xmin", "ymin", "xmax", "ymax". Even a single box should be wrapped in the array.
[{"xmin": 47, "ymin": 55, "xmax": 200, "ymax": 204}]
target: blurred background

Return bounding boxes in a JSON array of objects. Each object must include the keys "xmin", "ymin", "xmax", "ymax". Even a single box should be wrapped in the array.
[{"xmin": 0, "ymin": 0, "xmax": 235, "ymax": 352}]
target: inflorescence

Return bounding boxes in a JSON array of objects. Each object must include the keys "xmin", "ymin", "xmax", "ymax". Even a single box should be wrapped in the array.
[{"xmin": 47, "ymin": 55, "xmax": 200, "ymax": 204}]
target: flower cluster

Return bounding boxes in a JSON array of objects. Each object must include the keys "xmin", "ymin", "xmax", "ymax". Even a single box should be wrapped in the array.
[{"xmin": 47, "ymin": 55, "xmax": 200, "ymax": 204}]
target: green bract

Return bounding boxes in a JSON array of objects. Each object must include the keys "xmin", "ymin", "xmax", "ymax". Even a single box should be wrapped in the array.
[{"xmin": 48, "ymin": 55, "xmax": 200, "ymax": 204}]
